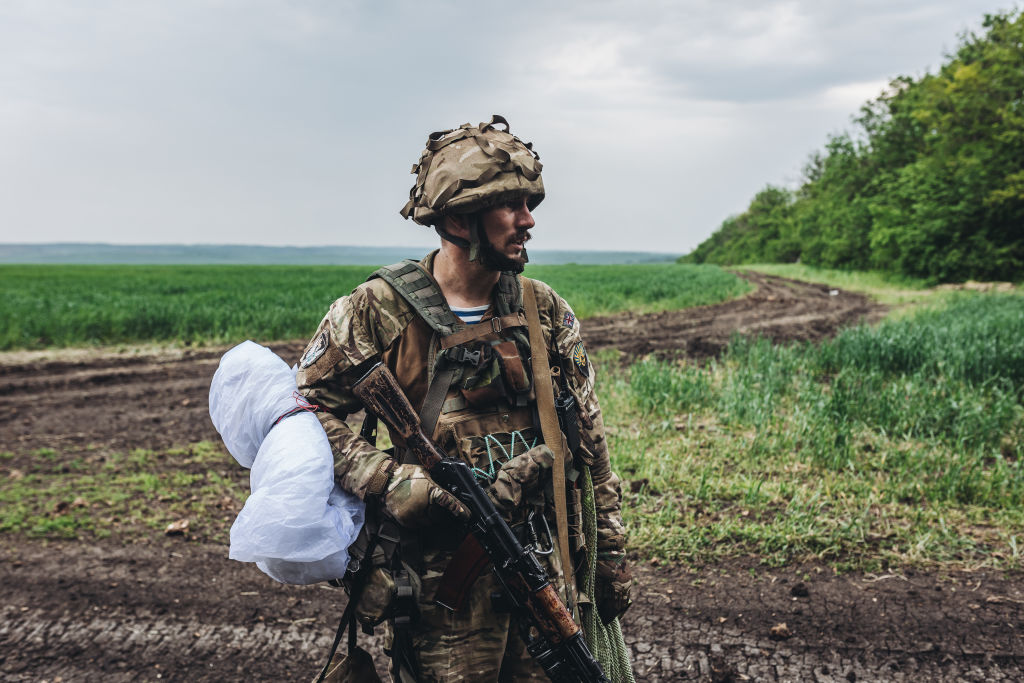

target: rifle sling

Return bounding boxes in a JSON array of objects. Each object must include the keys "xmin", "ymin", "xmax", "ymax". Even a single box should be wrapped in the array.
[
  {"xmin": 521, "ymin": 277, "xmax": 575, "ymax": 611},
  {"xmin": 420, "ymin": 364, "xmax": 458, "ymax": 440}
]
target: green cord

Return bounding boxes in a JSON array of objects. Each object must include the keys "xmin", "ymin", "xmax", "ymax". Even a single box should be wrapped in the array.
[
  {"xmin": 471, "ymin": 430, "xmax": 536, "ymax": 483},
  {"xmin": 581, "ymin": 465, "xmax": 636, "ymax": 682}
]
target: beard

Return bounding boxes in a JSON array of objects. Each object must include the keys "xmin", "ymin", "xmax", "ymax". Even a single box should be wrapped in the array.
[{"xmin": 478, "ymin": 227, "xmax": 531, "ymax": 274}]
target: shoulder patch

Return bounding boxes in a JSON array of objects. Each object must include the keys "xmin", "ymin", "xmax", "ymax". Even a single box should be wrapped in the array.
[
  {"xmin": 300, "ymin": 330, "xmax": 329, "ymax": 369},
  {"xmin": 571, "ymin": 341, "xmax": 588, "ymax": 373},
  {"xmin": 562, "ymin": 311, "xmax": 576, "ymax": 328}
]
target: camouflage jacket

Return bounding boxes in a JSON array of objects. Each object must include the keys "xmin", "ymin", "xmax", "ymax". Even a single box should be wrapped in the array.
[{"xmin": 296, "ymin": 252, "xmax": 626, "ymax": 561}]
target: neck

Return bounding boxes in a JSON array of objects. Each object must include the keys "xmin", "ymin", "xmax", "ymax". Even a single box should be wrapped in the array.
[{"xmin": 433, "ymin": 240, "xmax": 500, "ymax": 309}]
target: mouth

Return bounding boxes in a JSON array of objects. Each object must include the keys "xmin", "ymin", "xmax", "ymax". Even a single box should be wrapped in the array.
[{"xmin": 511, "ymin": 231, "xmax": 531, "ymax": 249}]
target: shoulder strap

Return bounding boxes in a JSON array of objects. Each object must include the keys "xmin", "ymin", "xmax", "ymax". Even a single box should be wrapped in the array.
[
  {"xmin": 370, "ymin": 259, "xmax": 462, "ymax": 337},
  {"xmin": 369, "ymin": 259, "xmax": 463, "ymax": 436},
  {"xmin": 522, "ymin": 277, "xmax": 575, "ymax": 612}
]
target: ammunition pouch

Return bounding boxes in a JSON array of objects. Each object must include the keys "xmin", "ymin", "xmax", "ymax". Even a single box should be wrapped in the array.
[{"xmin": 442, "ymin": 338, "xmax": 531, "ymax": 410}]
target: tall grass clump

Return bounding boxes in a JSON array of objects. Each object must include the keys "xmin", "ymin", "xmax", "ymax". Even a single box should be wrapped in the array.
[
  {"xmin": 628, "ymin": 358, "xmax": 712, "ymax": 418},
  {"xmin": 817, "ymin": 293, "xmax": 1024, "ymax": 387},
  {"xmin": 607, "ymin": 292, "xmax": 1024, "ymax": 569}
]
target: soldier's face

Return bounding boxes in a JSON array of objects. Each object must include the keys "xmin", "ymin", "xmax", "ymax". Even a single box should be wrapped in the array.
[{"xmin": 479, "ymin": 198, "xmax": 534, "ymax": 272}]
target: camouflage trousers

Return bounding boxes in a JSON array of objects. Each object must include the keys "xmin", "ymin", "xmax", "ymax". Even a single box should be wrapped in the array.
[{"xmin": 383, "ymin": 535, "xmax": 575, "ymax": 683}]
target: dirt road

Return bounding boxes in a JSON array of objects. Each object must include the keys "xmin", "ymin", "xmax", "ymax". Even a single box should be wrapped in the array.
[{"xmin": 2, "ymin": 272, "xmax": 1021, "ymax": 681}]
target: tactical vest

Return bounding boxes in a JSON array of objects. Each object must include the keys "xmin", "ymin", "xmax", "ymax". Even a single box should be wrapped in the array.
[{"xmin": 369, "ymin": 258, "xmax": 536, "ymax": 452}]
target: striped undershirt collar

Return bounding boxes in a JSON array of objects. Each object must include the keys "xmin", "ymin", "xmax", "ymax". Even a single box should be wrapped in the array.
[{"xmin": 450, "ymin": 304, "xmax": 490, "ymax": 324}]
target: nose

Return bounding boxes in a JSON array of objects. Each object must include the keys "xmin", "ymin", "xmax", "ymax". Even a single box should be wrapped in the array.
[{"xmin": 515, "ymin": 199, "xmax": 535, "ymax": 229}]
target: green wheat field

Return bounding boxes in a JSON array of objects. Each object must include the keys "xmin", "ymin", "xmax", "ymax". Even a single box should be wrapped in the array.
[{"xmin": 0, "ymin": 264, "xmax": 748, "ymax": 350}]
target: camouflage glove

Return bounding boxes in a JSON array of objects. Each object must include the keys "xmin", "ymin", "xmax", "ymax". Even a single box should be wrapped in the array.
[
  {"xmin": 595, "ymin": 551, "xmax": 633, "ymax": 625},
  {"xmin": 383, "ymin": 463, "xmax": 470, "ymax": 528},
  {"xmin": 486, "ymin": 445, "xmax": 555, "ymax": 518}
]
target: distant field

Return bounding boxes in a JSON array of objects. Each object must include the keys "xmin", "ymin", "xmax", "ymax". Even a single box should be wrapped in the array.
[{"xmin": 0, "ymin": 263, "xmax": 749, "ymax": 350}]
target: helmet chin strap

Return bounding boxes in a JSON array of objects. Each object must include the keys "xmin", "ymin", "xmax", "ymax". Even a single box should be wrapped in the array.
[
  {"xmin": 434, "ymin": 224, "xmax": 470, "ymax": 251},
  {"xmin": 435, "ymin": 215, "xmax": 483, "ymax": 263}
]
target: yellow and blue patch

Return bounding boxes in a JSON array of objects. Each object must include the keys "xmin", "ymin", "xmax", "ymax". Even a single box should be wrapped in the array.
[{"xmin": 571, "ymin": 341, "xmax": 588, "ymax": 372}]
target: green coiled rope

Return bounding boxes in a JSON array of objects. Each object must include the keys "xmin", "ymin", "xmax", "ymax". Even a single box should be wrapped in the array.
[{"xmin": 580, "ymin": 465, "xmax": 636, "ymax": 682}]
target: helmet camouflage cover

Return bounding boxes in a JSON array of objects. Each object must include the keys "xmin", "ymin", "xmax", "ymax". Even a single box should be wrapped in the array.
[{"xmin": 400, "ymin": 115, "xmax": 544, "ymax": 226}]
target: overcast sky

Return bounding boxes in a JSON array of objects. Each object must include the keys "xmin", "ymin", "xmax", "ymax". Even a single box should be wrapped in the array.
[{"xmin": 0, "ymin": 0, "xmax": 1009, "ymax": 254}]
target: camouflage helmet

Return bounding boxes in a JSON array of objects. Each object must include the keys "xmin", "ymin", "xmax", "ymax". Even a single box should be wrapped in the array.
[{"xmin": 400, "ymin": 115, "xmax": 544, "ymax": 227}]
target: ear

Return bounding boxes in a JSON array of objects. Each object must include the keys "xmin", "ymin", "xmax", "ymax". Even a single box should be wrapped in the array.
[{"xmin": 443, "ymin": 214, "xmax": 471, "ymax": 239}]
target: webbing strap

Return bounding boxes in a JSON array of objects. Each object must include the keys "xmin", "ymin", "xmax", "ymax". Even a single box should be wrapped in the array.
[
  {"xmin": 420, "ymin": 365, "xmax": 459, "ymax": 440},
  {"xmin": 521, "ymin": 277, "xmax": 574, "ymax": 611},
  {"xmin": 439, "ymin": 312, "xmax": 527, "ymax": 349},
  {"xmin": 371, "ymin": 258, "xmax": 462, "ymax": 337}
]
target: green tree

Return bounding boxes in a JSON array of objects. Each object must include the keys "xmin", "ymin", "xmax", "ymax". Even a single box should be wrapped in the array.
[{"xmin": 684, "ymin": 9, "xmax": 1024, "ymax": 282}]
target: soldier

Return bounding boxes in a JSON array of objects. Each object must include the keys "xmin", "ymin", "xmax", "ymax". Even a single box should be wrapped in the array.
[{"xmin": 298, "ymin": 115, "xmax": 632, "ymax": 682}]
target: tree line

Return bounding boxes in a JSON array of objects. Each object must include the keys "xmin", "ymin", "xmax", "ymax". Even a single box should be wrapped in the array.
[{"xmin": 683, "ymin": 10, "xmax": 1024, "ymax": 283}]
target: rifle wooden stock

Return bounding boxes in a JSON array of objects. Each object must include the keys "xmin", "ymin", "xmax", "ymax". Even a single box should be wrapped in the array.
[{"xmin": 352, "ymin": 362, "xmax": 609, "ymax": 683}]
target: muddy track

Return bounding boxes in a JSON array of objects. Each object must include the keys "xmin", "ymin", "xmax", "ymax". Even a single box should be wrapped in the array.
[
  {"xmin": 2, "ymin": 543, "xmax": 1021, "ymax": 682},
  {"xmin": 2, "ymin": 272, "xmax": 1021, "ymax": 681},
  {"xmin": 583, "ymin": 270, "xmax": 885, "ymax": 359}
]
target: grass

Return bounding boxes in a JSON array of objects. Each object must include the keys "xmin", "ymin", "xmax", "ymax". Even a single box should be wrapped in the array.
[
  {"xmin": 0, "ymin": 265, "xmax": 372, "ymax": 350},
  {"xmin": 0, "ymin": 263, "xmax": 749, "ymax": 350},
  {"xmin": 0, "ymin": 442, "xmax": 246, "ymax": 543},
  {"xmin": 523, "ymin": 264, "xmax": 751, "ymax": 318},
  {"xmin": 600, "ymin": 292, "xmax": 1024, "ymax": 570}
]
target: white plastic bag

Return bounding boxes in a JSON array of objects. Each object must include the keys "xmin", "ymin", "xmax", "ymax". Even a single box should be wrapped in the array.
[{"xmin": 209, "ymin": 341, "xmax": 364, "ymax": 584}]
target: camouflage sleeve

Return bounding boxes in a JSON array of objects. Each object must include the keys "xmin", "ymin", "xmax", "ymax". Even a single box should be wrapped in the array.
[
  {"xmin": 530, "ymin": 279, "xmax": 627, "ymax": 554},
  {"xmin": 296, "ymin": 280, "xmax": 416, "ymax": 500}
]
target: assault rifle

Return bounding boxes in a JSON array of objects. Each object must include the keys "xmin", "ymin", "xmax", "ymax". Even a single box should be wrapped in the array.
[{"xmin": 353, "ymin": 362, "xmax": 609, "ymax": 683}]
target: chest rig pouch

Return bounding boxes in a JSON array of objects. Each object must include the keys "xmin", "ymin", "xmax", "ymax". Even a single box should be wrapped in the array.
[{"xmin": 440, "ymin": 330, "xmax": 530, "ymax": 410}]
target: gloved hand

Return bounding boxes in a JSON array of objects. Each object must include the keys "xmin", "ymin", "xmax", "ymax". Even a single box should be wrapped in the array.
[
  {"xmin": 595, "ymin": 551, "xmax": 633, "ymax": 625},
  {"xmin": 383, "ymin": 463, "xmax": 470, "ymax": 528},
  {"xmin": 486, "ymin": 445, "xmax": 555, "ymax": 517}
]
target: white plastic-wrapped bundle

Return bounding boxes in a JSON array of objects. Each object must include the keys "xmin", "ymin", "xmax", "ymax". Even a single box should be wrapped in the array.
[{"xmin": 209, "ymin": 341, "xmax": 364, "ymax": 584}]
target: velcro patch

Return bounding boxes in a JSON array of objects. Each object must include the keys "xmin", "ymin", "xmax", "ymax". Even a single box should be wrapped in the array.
[
  {"xmin": 300, "ymin": 330, "xmax": 329, "ymax": 369},
  {"xmin": 562, "ymin": 311, "xmax": 576, "ymax": 328}
]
